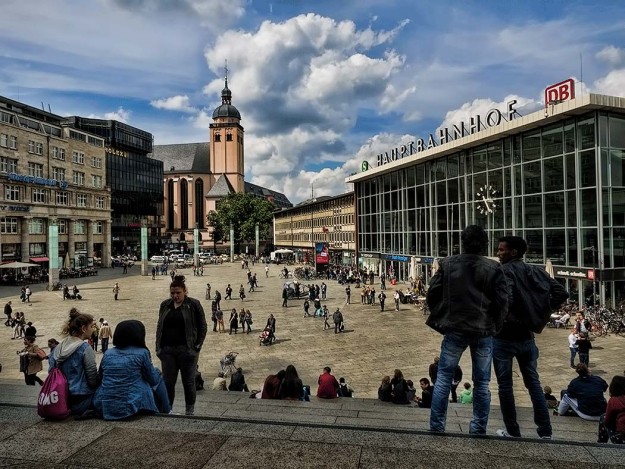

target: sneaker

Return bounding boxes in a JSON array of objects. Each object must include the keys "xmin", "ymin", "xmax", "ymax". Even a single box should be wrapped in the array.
[
  {"xmin": 185, "ymin": 405, "xmax": 194, "ymax": 416},
  {"xmin": 496, "ymin": 429, "xmax": 520, "ymax": 438},
  {"xmin": 540, "ymin": 435, "xmax": 552, "ymax": 440}
]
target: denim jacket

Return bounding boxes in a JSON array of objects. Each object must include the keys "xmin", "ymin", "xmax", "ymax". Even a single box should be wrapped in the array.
[
  {"xmin": 426, "ymin": 254, "xmax": 509, "ymax": 336},
  {"xmin": 49, "ymin": 338, "xmax": 98, "ymax": 396},
  {"xmin": 155, "ymin": 296, "xmax": 207, "ymax": 355}
]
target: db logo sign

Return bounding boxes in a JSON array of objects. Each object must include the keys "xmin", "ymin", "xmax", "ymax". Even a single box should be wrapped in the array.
[{"xmin": 545, "ymin": 79, "xmax": 575, "ymax": 107}]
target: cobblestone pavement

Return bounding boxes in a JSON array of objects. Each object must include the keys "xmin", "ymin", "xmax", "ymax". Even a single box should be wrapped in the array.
[{"xmin": 0, "ymin": 261, "xmax": 623, "ymax": 404}]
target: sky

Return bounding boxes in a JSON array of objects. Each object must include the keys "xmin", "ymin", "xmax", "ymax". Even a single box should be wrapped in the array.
[{"xmin": 1, "ymin": 0, "xmax": 625, "ymax": 204}]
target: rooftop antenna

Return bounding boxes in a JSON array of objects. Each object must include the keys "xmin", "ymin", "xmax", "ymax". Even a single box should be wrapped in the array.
[
  {"xmin": 580, "ymin": 52, "xmax": 583, "ymax": 92},
  {"xmin": 224, "ymin": 59, "xmax": 229, "ymax": 87},
  {"xmin": 48, "ymin": 104, "xmax": 52, "ymax": 113},
  {"xmin": 41, "ymin": 102, "xmax": 45, "ymax": 111}
]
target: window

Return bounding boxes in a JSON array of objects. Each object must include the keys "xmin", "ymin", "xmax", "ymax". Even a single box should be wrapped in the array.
[
  {"xmin": 0, "ymin": 217, "xmax": 18, "ymax": 233},
  {"xmin": 0, "ymin": 157, "xmax": 17, "ymax": 173},
  {"xmin": 95, "ymin": 196, "xmax": 105, "ymax": 209},
  {"xmin": 94, "ymin": 221, "xmax": 103, "ymax": 234},
  {"xmin": 5, "ymin": 185, "xmax": 19, "ymax": 201},
  {"xmin": 35, "ymin": 142, "xmax": 43, "ymax": 155},
  {"xmin": 52, "ymin": 167, "xmax": 65, "ymax": 181},
  {"xmin": 92, "ymin": 175, "xmax": 103, "ymax": 188},
  {"xmin": 56, "ymin": 191, "xmax": 69, "ymax": 206},
  {"xmin": 28, "ymin": 162, "xmax": 43, "ymax": 177},
  {"xmin": 73, "ymin": 171, "xmax": 85, "ymax": 186},
  {"xmin": 32, "ymin": 188, "xmax": 46, "ymax": 203},
  {"xmin": 0, "ymin": 134, "xmax": 6, "ymax": 147},
  {"xmin": 214, "ymin": 133, "xmax": 221, "ymax": 142},
  {"xmin": 29, "ymin": 243, "xmax": 46, "ymax": 256},
  {"xmin": 28, "ymin": 218, "xmax": 45, "ymax": 234},
  {"xmin": 51, "ymin": 146, "xmax": 66, "ymax": 161},
  {"xmin": 28, "ymin": 140, "xmax": 35, "ymax": 153},
  {"xmin": 77, "ymin": 194, "xmax": 87, "ymax": 207},
  {"xmin": 8, "ymin": 136, "xmax": 17, "ymax": 149},
  {"xmin": 226, "ymin": 133, "xmax": 233, "ymax": 141},
  {"xmin": 58, "ymin": 219, "xmax": 67, "ymax": 234},
  {"xmin": 72, "ymin": 151, "xmax": 85, "ymax": 164},
  {"xmin": 74, "ymin": 220, "xmax": 85, "ymax": 234},
  {"xmin": 91, "ymin": 156, "xmax": 102, "ymax": 168}
]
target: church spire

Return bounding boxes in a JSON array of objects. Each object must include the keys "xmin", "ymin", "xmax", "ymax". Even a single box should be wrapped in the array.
[{"xmin": 221, "ymin": 60, "xmax": 232, "ymax": 105}]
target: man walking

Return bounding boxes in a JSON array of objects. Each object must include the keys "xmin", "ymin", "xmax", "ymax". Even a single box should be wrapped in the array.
[
  {"xmin": 426, "ymin": 225, "xmax": 509, "ymax": 435},
  {"xmin": 281, "ymin": 287, "xmax": 288, "ymax": 307},
  {"xmin": 493, "ymin": 236, "xmax": 569, "ymax": 440},
  {"xmin": 378, "ymin": 291, "xmax": 386, "ymax": 312},
  {"xmin": 568, "ymin": 328, "xmax": 578, "ymax": 368},
  {"xmin": 99, "ymin": 321, "xmax": 112, "ymax": 354},
  {"xmin": 345, "ymin": 285, "xmax": 351, "ymax": 304},
  {"xmin": 4, "ymin": 301, "xmax": 12, "ymax": 326}
]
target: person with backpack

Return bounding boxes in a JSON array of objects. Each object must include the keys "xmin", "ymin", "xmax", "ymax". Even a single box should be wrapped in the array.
[
  {"xmin": 493, "ymin": 236, "xmax": 569, "ymax": 440},
  {"xmin": 338, "ymin": 377, "xmax": 354, "ymax": 397},
  {"xmin": 93, "ymin": 320, "xmax": 170, "ymax": 420},
  {"xmin": 18, "ymin": 336, "xmax": 45, "ymax": 385},
  {"xmin": 48, "ymin": 308, "xmax": 98, "ymax": 416}
]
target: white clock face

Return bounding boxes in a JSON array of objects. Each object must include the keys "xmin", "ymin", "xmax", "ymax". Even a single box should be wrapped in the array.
[{"xmin": 476, "ymin": 185, "xmax": 498, "ymax": 215}]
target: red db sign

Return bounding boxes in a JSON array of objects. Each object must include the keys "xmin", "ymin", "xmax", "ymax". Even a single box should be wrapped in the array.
[{"xmin": 545, "ymin": 79, "xmax": 575, "ymax": 108}]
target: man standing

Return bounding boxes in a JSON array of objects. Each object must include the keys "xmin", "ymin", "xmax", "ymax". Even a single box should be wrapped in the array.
[
  {"xmin": 426, "ymin": 225, "xmax": 509, "ymax": 435},
  {"xmin": 4, "ymin": 301, "xmax": 12, "ymax": 326},
  {"xmin": 265, "ymin": 264, "xmax": 269, "ymax": 278},
  {"xmin": 378, "ymin": 291, "xmax": 386, "ymax": 312},
  {"xmin": 281, "ymin": 287, "xmax": 288, "ymax": 307},
  {"xmin": 393, "ymin": 291, "xmax": 400, "ymax": 311},
  {"xmin": 99, "ymin": 321, "xmax": 112, "ymax": 354},
  {"xmin": 332, "ymin": 308, "xmax": 343, "ymax": 334},
  {"xmin": 568, "ymin": 329, "xmax": 578, "ymax": 368},
  {"xmin": 345, "ymin": 285, "xmax": 351, "ymax": 304},
  {"xmin": 321, "ymin": 282, "xmax": 327, "ymax": 300},
  {"xmin": 112, "ymin": 282, "xmax": 120, "ymax": 301},
  {"xmin": 493, "ymin": 235, "xmax": 569, "ymax": 440}
]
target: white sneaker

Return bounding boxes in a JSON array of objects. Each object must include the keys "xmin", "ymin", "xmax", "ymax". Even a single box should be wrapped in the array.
[{"xmin": 496, "ymin": 429, "xmax": 519, "ymax": 438}]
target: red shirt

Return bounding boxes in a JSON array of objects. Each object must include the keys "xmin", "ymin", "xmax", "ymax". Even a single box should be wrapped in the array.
[
  {"xmin": 605, "ymin": 395, "xmax": 625, "ymax": 433},
  {"xmin": 317, "ymin": 373, "xmax": 339, "ymax": 398}
]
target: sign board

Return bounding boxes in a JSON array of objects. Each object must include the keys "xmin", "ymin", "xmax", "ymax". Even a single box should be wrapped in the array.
[
  {"xmin": 545, "ymin": 78, "xmax": 575, "ymax": 107},
  {"xmin": 315, "ymin": 242, "xmax": 329, "ymax": 265},
  {"xmin": 554, "ymin": 266, "xmax": 593, "ymax": 279}
]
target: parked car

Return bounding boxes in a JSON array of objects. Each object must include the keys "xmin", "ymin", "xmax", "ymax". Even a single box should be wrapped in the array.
[{"xmin": 150, "ymin": 255, "xmax": 166, "ymax": 263}]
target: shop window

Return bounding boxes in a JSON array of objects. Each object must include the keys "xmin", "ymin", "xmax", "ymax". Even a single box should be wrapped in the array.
[
  {"xmin": 29, "ymin": 243, "xmax": 46, "ymax": 256},
  {"xmin": 28, "ymin": 218, "xmax": 45, "ymax": 234}
]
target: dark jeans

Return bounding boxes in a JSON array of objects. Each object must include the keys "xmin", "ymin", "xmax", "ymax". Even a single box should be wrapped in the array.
[
  {"xmin": 101, "ymin": 338, "xmax": 109, "ymax": 354},
  {"xmin": 159, "ymin": 345, "xmax": 199, "ymax": 408},
  {"xmin": 24, "ymin": 373, "xmax": 44, "ymax": 386},
  {"xmin": 493, "ymin": 338, "xmax": 552, "ymax": 438},
  {"xmin": 569, "ymin": 347, "xmax": 577, "ymax": 367},
  {"xmin": 579, "ymin": 352, "xmax": 589, "ymax": 366},
  {"xmin": 450, "ymin": 382, "xmax": 459, "ymax": 403}
]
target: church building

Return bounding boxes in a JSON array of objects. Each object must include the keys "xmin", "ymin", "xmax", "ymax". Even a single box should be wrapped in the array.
[{"xmin": 150, "ymin": 77, "xmax": 291, "ymax": 251}]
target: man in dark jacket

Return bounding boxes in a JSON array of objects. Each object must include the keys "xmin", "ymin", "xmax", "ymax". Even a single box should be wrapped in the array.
[
  {"xmin": 494, "ymin": 236, "xmax": 569, "ymax": 439},
  {"xmin": 557, "ymin": 363, "xmax": 607, "ymax": 419},
  {"xmin": 426, "ymin": 225, "xmax": 509, "ymax": 435}
]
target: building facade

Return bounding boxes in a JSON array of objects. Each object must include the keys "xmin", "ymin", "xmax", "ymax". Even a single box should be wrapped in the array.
[
  {"xmin": 0, "ymin": 96, "xmax": 111, "ymax": 269},
  {"xmin": 63, "ymin": 117, "xmax": 163, "ymax": 257},
  {"xmin": 151, "ymin": 78, "xmax": 291, "ymax": 253},
  {"xmin": 273, "ymin": 192, "xmax": 356, "ymax": 265},
  {"xmin": 347, "ymin": 92, "xmax": 625, "ymax": 307}
]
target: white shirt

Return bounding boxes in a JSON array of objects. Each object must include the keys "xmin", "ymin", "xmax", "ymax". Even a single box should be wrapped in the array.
[{"xmin": 568, "ymin": 333, "xmax": 578, "ymax": 348}]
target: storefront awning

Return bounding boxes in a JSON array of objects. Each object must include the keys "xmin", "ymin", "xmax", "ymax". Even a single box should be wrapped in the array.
[{"xmin": 30, "ymin": 257, "xmax": 49, "ymax": 262}]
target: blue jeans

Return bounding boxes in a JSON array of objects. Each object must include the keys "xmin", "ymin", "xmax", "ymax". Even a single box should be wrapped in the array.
[
  {"xmin": 493, "ymin": 339, "xmax": 552, "ymax": 438},
  {"xmin": 569, "ymin": 347, "xmax": 577, "ymax": 367},
  {"xmin": 429, "ymin": 333, "xmax": 493, "ymax": 435}
]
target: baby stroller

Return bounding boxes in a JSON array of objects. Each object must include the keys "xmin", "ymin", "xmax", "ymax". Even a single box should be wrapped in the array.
[
  {"xmin": 219, "ymin": 351, "xmax": 238, "ymax": 377},
  {"xmin": 259, "ymin": 327, "xmax": 275, "ymax": 346}
]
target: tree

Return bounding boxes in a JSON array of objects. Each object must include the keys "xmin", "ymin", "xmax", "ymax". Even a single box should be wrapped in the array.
[
  {"xmin": 206, "ymin": 193, "xmax": 275, "ymax": 253},
  {"xmin": 206, "ymin": 210, "xmax": 225, "ymax": 252}
]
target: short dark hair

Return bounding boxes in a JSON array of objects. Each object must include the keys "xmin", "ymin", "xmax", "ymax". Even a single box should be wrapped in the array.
[
  {"xmin": 323, "ymin": 366, "xmax": 331, "ymax": 373},
  {"xmin": 575, "ymin": 363, "xmax": 589, "ymax": 376},
  {"xmin": 498, "ymin": 236, "xmax": 527, "ymax": 258},
  {"xmin": 461, "ymin": 225, "xmax": 488, "ymax": 254},
  {"xmin": 170, "ymin": 275, "xmax": 186, "ymax": 290},
  {"xmin": 419, "ymin": 377, "xmax": 430, "ymax": 386},
  {"xmin": 113, "ymin": 320, "xmax": 147, "ymax": 350},
  {"xmin": 609, "ymin": 375, "xmax": 625, "ymax": 397}
]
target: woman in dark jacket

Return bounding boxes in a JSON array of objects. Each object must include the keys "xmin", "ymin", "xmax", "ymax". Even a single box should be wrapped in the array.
[
  {"xmin": 279, "ymin": 364, "xmax": 305, "ymax": 400},
  {"xmin": 391, "ymin": 369, "xmax": 410, "ymax": 405},
  {"xmin": 378, "ymin": 375, "xmax": 392, "ymax": 402},
  {"xmin": 229, "ymin": 309, "xmax": 239, "ymax": 335}
]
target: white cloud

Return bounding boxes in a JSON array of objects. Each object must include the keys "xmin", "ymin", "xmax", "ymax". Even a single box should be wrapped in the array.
[
  {"xmin": 105, "ymin": 107, "xmax": 131, "ymax": 123},
  {"xmin": 151, "ymin": 95, "xmax": 195, "ymax": 113},
  {"xmin": 593, "ymin": 69, "xmax": 625, "ymax": 97},
  {"xmin": 596, "ymin": 45, "xmax": 625, "ymax": 66}
]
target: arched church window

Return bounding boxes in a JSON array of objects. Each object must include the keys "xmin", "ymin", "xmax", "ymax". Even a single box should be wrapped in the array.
[
  {"xmin": 226, "ymin": 132, "xmax": 233, "ymax": 142},
  {"xmin": 214, "ymin": 133, "xmax": 221, "ymax": 142}
]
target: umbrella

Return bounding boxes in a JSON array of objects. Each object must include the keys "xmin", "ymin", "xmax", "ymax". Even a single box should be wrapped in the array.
[
  {"xmin": 274, "ymin": 249, "xmax": 294, "ymax": 254},
  {"xmin": 0, "ymin": 261, "xmax": 39, "ymax": 269},
  {"xmin": 545, "ymin": 259, "xmax": 555, "ymax": 279},
  {"xmin": 63, "ymin": 253, "xmax": 71, "ymax": 269}
]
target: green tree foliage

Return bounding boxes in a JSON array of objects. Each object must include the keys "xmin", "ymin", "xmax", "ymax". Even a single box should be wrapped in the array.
[{"xmin": 206, "ymin": 193, "xmax": 275, "ymax": 251}]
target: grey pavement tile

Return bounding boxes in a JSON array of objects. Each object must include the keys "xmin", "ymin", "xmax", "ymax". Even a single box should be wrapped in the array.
[
  {"xmin": 0, "ymin": 407, "xmax": 41, "ymax": 442},
  {"xmin": 62, "ymin": 427, "xmax": 227, "ymax": 469},
  {"xmin": 210, "ymin": 420, "xmax": 296, "ymax": 439},
  {"xmin": 356, "ymin": 409, "xmax": 427, "ymax": 422},
  {"xmin": 243, "ymin": 404, "xmax": 358, "ymax": 418},
  {"xmin": 550, "ymin": 460, "xmax": 625, "ymax": 469},
  {"xmin": 358, "ymin": 446, "xmax": 554, "ymax": 469},
  {"xmin": 584, "ymin": 445, "xmax": 625, "ymax": 466},
  {"xmin": 0, "ymin": 419, "xmax": 114, "ymax": 463},
  {"xmin": 112, "ymin": 415, "xmax": 220, "ymax": 433},
  {"xmin": 335, "ymin": 417, "xmax": 419, "ymax": 430},
  {"xmin": 221, "ymin": 408, "xmax": 338, "ymax": 425},
  {"xmin": 203, "ymin": 437, "xmax": 361, "ymax": 469},
  {"xmin": 0, "ymin": 458, "xmax": 70, "ymax": 468}
]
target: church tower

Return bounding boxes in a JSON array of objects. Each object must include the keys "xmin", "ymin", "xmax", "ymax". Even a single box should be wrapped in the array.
[{"xmin": 209, "ymin": 69, "xmax": 244, "ymax": 192}]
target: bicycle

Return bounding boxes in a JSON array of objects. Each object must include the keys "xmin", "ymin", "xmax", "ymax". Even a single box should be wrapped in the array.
[
  {"xmin": 219, "ymin": 351, "xmax": 238, "ymax": 377},
  {"xmin": 46, "ymin": 281, "xmax": 62, "ymax": 291},
  {"xmin": 278, "ymin": 272, "xmax": 293, "ymax": 279}
]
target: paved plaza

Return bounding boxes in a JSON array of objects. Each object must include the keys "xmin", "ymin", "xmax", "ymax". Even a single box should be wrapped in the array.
[{"xmin": 0, "ymin": 261, "xmax": 623, "ymax": 405}]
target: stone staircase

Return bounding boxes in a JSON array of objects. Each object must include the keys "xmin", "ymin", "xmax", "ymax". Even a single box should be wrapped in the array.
[{"xmin": 0, "ymin": 382, "xmax": 623, "ymax": 468}]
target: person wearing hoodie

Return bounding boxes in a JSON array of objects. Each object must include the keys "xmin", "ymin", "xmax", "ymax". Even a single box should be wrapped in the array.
[{"xmin": 48, "ymin": 308, "xmax": 98, "ymax": 416}]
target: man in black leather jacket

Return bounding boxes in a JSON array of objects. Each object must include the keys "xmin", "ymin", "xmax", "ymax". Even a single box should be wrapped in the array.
[
  {"xmin": 494, "ymin": 235, "xmax": 569, "ymax": 440},
  {"xmin": 426, "ymin": 225, "xmax": 508, "ymax": 435}
]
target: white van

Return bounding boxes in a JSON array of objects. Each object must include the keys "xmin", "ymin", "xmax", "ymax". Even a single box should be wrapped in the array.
[{"xmin": 150, "ymin": 255, "xmax": 166, "ymax": 263}]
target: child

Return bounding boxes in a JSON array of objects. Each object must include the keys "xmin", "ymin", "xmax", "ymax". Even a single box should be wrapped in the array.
[
  {"xmin": 303, "ymin": 300, "xmax": 310, "ymax": 317},
  {"xmin": 544, "ymin": 386, "xmax": 559, "ymax": 409},
  {"xmin": 460, "ymin": 382, "xmax": 473, "ymax": 404},
  {"xmin": 598, "ymin": 375, "xmax": 625, "ymax": 444}
]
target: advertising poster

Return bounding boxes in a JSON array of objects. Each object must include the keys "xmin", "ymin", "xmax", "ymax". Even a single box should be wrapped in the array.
[{"xmin": 315, "ymin": 242, "xmax": 329, "ymax": 265}]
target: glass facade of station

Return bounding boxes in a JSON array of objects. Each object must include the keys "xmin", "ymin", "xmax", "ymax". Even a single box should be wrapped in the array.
[{"xmin": 356, "ymin": 110, "xmax": 625, "ymax": 306}]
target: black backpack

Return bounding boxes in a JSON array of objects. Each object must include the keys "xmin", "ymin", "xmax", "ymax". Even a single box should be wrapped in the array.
[{"xmin": 338, "ymin": 383, "xmax": 352, "ymax": 397}]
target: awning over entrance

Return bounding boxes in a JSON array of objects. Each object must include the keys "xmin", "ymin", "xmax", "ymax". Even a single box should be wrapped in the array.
[{"xmin": 30, "ymin": 257, "xmax": 49, "ymax": 262}]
